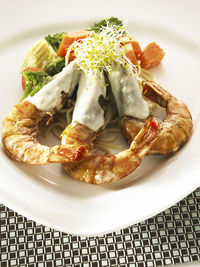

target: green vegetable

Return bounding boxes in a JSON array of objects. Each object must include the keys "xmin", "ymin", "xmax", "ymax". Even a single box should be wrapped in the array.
[
  {"xmin": 89, "ymin": 17, "xmax": 126, "ymax": 33},
  {"xmin": 45, "ymin": 32, "xmax": 67, "ymax": 52},
  {"xmin": 21, "ymin": 71, "xmax": 49, "ymax": 101},
  {"xmin": 45, "ymin": 56, "xmax": 65, "ymax": 76}
]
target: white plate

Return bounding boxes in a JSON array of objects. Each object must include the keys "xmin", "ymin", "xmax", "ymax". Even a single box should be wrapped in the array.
[{"xmin": 0, "ymin": 0, "xmax": 200, "ymax": 236}]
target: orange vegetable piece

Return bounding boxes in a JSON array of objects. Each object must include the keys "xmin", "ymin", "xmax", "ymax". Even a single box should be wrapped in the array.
[
  {"xmin": 21, "ymin": 67, "xmax": 40, "ymax": 90},
  {"xmin": 140, "ymin": 42, "xmax": 165, "ymax": 69},
  {"xmin": 57, "ymin": 30, "xmax": 92, "ymax": 57},
  {"xmin": 125, "ymin": 43, "xmax": 137, "ymax": 66},
  {"xmin": 69, "ymin": 51, "xmax": 76, "ymax": 62},
  {"xmin": 120, "ymin": 35, "xmax": 142, "ymax": 59}
]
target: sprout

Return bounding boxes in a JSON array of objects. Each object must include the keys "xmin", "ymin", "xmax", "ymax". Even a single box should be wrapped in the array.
[{"xmin": 67, "ymin": 23, "xmax": 134, "ymax": 76}]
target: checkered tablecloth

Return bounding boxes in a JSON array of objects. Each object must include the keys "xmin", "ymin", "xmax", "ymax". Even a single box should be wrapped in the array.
[{"xmin": 1, "ymin": 188, "xmax": 200, "ymax": 267}]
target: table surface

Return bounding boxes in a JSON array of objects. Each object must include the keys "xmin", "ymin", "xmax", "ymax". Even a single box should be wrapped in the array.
[
  {"xmin": 169, "ymin": 263, "xmax": 200, "ymax": 267},
  {"xmin": 1, "ymin": 187, "xmax": 200, "ymax": 267}
]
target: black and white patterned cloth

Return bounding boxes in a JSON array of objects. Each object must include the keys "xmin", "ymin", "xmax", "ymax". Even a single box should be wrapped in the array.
[{"xmin": 1, "ymin": 188, "xmax": 200, "ymax": 267}]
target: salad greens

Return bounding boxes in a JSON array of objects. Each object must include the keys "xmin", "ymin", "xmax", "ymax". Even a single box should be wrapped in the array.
[
  {"xmin": 89, "ymin": 17, "xmax": 126, "ymax": 33},
  {"xmin": 45, "ymin": 32, "xmax": 66, "ymax": 52},
  {"xmin": 21, "ymin": 71, "xmax": 49, "ymax": 101},
  {"xmin": 45, "ymin": 56, "xmax": 65, "ymax": 76}
]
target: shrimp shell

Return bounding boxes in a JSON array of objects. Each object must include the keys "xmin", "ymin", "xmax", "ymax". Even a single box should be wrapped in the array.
[
  {"xmin": 119, "ymin": 81, "xmax": 193, "ymax": 154},
  {"xmin": 2, "ymin": 101, "xmax": 89, "ymax": 165},
  {"xmin": 63, "ymin": 117, "xmax": 159, "ymax": 184}
]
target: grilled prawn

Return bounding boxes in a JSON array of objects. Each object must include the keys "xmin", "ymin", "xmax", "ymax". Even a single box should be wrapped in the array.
[
  {"xmin": 1, "ymin": 61, "xmax": 89, "ymax": 165},
  {"xmin": 61, "ymin": 64, "xmax": 158, "ymax": 184},
  {"xmin": 63, "ymin": 118, "xmax": 159, "ymax": 184},
  {"xmin": 2, "ymin": 100, "xmax": 90, "ymax": 165},
  {"xmin": 120, "ymin": 81, "xmax": 193, "ymax": 154}
]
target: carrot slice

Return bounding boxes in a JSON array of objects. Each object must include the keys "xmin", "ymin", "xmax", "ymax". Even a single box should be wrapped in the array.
[
  {"xmin": 57, "ymin": 30, "xmax": 92, "ymax": 57},
  {"xmin": 140, "ymin": 42, "xmax": 165, "ymax": 69},
  {"xmin": 125, "ymin": 43, "xmax": 137, "ymax": 65},
  {"xmin": 21, "ymin": 67, "xmax": 40, "ymax": 90},
  {"xmin": 120, "ymin": 35, "xmax": 142, "ymax": 59},
  {"xmin": 69, "ymin": 51, "xmax": 76, "ymax": 62}
]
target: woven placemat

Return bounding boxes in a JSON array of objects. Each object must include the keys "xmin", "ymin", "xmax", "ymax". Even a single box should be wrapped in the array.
[{"xmin": 1, "ymin": 188, "xmax": 200, "ymax": 267}]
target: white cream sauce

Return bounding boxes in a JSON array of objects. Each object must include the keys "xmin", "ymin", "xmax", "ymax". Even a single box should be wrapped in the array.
[
  {"xmin": 26, "ymin": 60, "xmax": 80, "ymax": 112},
  {"xmin": 26, "ymin": 58, "xmax": 149, "ymax": 131},
  {"xmin": 108, "ymin": 63, "xmax": 150, "ymax": 119},
  {"xmin": 72, "ymin": 72, "xmax": 106, "ymax": 131}
]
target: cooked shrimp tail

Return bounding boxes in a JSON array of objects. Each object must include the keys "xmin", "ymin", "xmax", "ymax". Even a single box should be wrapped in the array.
[
  {"xmin": 130, "ymin": 117, "xmax": 159, "ymax": 157},
  {"xmin": 63, "ymin": 117, "xmax": 159, "ymax": 184}
]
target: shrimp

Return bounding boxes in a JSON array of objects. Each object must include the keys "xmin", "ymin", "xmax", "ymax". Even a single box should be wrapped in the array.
[
  {"xmin": 2, "ymin": 100, "xmax": 94, "ymax": 165},
  {"xmin": 63, "ymin": 117, "xmax": 159, "ymax": 184},
  {"xmin": 119, "ymin": 81, "xmax": 193, "ymax": 155},
  {"xmin": 1, "ymin": 60, "xmax": 96, "ymax": 165}
]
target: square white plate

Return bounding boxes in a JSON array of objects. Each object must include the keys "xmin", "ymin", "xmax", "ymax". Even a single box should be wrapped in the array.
[{"xmin": 0, "ymin": 0, "xmax": 200, "ymax": 236}]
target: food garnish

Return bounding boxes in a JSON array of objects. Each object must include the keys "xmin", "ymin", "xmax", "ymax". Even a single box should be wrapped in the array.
[
  {"xmin": 140, "ymin": 42, "xmax": 165, "ymax": 69},
  {"xmin": 68, "ymin": 23, "xmax": 130, "ymax": 76},
  {"xmin": 57, "ymin": 30, "xmax": 91, "ymax": 57},
  {"xmin": 45, "ymin": 32, "xmax": 67, "ymax": 52},
  {"xmin": 20, "ymin": 39, "xmax": 56, "ymax": 72},
  {"xmin": 88, "ymin": 17, "xmax": 126, "ymax": 33},
  {"xmin": 21, "ymin": 70, "xmax": 49, "ymax": 100},
  {"xmin": 45, "ymin": 56, "xmax": 65, "ymax": 76}
]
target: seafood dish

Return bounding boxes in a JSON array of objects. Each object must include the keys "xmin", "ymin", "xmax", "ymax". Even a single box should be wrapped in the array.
[{"xmin": 2, "ymin": 17, "xmax": 193, "ymax": 184}]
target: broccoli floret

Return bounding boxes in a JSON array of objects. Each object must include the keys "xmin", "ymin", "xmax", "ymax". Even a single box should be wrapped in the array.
[
  {"xmin": 89, "ymin": 17, "xmax": 126, "ymax": 33},
  {"xmin": 45, "ymin": 32, "xmax": 66, "ymax": 52},
  {"xmin": 45, "ymin": 56, "xmax": 65, "ymax": 76},
  {"xmin": 21, "ymin": 70, "xmax": 49, "ymax": 101}
]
